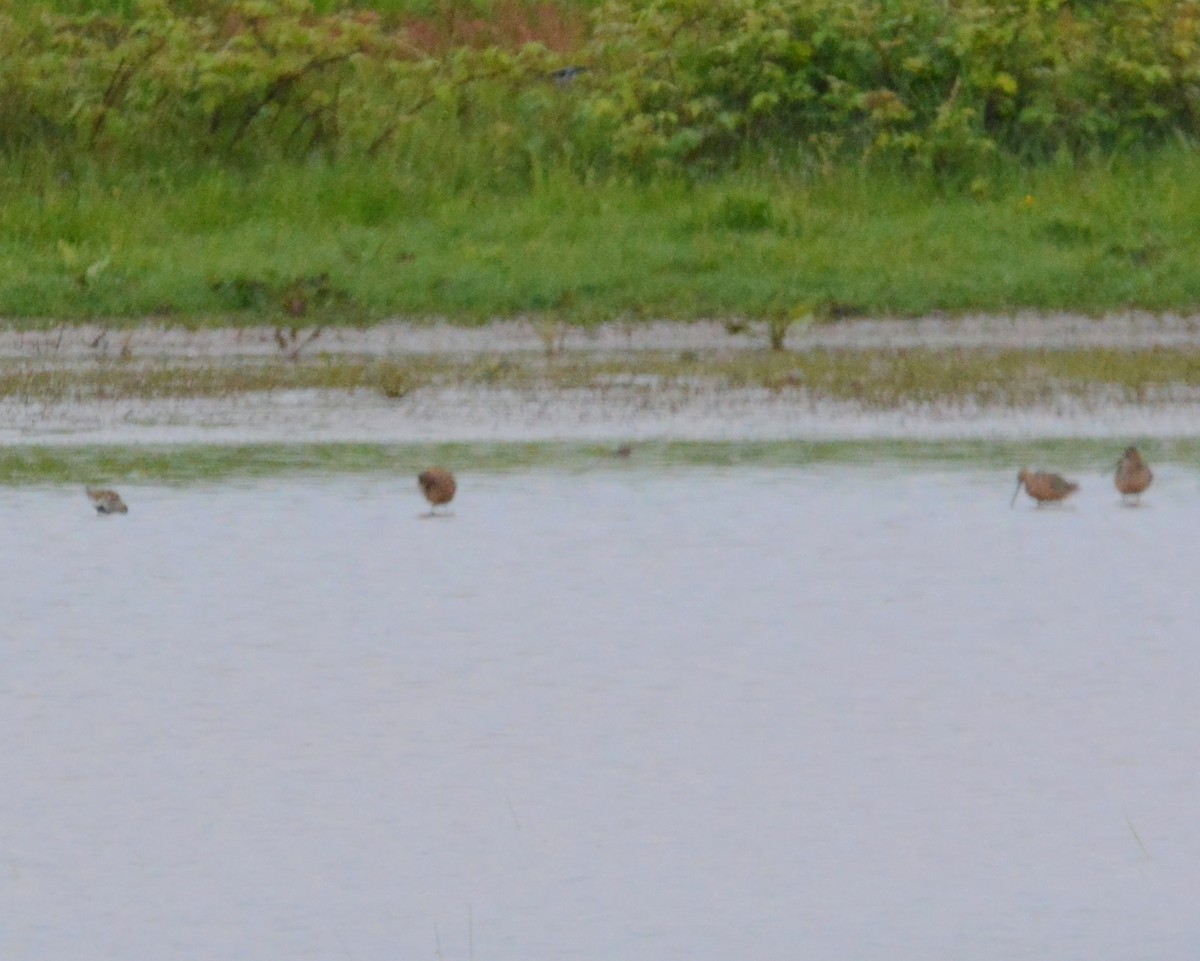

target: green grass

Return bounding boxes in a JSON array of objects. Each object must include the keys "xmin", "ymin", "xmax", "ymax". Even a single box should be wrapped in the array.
[
  {"xmin": 7, "ymin": 437, "xmax": 1200, "ymax": 485},
  {"xmin": 36, "ymin": 0, "xmax": 605, "ymax": 16},
  {"xmin": 3, "ymin": 150, "xmax": 1200, "ymax": 324}
]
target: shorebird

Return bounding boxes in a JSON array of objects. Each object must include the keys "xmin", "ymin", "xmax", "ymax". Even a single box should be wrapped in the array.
[
  {"xmin": 418, "ymin": 468, "xmax": 456, "ymax": 515},
  {"xmin": 1114, "ymin": 446, "xmax": 1152, "ymax": 504},
  {"xmin": 1011, "ymin": 468, "xmax": 1078, "ymax": 507},
  {"xmin": 86, "ymin": 487, "xmax": 128, "ymax": 514}
]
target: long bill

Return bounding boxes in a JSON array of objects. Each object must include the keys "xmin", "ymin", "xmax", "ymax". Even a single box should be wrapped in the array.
[{"xmin": 1010, "ymin": 478, "xmax": 1023, "ymax": 507}]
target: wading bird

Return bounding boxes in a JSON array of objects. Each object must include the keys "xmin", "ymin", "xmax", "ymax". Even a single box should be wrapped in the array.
[
  {"xmin": 86, "ymin": 487, "xmax": 128, "ymax": 514},
  {"xmin": 1011, "ymin": 468, "xmax": 1078, "ymax": 507},
  {"xmin": 1114, "ymin": 446, "xmax": 1153, "ymax": 505},
  {"xmin": 418, "ymin": 468, "xmax": 456, "ymax": 516}
]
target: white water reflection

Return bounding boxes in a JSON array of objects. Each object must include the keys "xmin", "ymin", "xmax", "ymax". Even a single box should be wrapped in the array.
[
  {"xmin": 1, "ymin": 464, "xmax": 1199, "ymax": 961},
  {"xmin": 8, "ymin": 387, "xmax": 1200, "ymax": 447}
]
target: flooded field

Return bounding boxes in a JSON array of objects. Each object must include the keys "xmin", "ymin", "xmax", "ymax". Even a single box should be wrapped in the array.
[
  {"xmin": 6, "ymin": 315, "xmax": 1200, "ymax": 450},
  {"xmin": 2, "ymin": 445, "xmax": 1199, "ymax": 961}
]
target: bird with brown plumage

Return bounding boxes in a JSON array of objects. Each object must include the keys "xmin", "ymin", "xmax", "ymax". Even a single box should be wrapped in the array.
[
  {"xmin": 1011, "ymin": 468, "xmax": 1078, "ymax": 507},
  {"xmin": 418, "ymin": 467, "xmax": 456, "ymax": 516},
  {"xmin": 1114, "ymin": 446, "xmax": 1152, "ymax": 505},
  {"xmin": 86, "ymin": 487, "xmax": 128, "ymax": 514}
]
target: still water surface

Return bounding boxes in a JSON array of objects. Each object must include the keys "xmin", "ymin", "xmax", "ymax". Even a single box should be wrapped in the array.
[{"xmin": 2, "ymin": 461, "xmax": 1199, "ymax": 960}]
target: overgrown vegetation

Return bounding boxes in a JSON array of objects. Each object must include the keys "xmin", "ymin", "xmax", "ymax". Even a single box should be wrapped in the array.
[
  {"xmin": 8, "ymin": 0, "xmax": 1200, "ymax": 172},
  {"xmin": 588, "ymin": 0, "xmax": 1200, "ymax": 171},
  {"xmin": 1, "ymin": 0, "xmax": 1199, "ymax": 321}
]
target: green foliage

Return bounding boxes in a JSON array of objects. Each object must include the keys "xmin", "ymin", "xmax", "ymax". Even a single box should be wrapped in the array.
[
  {"xmin": 584, "ymin": 0, "xmax": 1200, "ymax": 171},
  {"xmin": 0, "ymin": 0, "xmax": 571, "ymax": 182},
  {"xmin": 711, "ymin": 192, "xmax": 774, "ymax": 230},
  {"xmin": 1, "ymin": 151, "xmax": 1200, "ymax": 321},
  {"xmin": 1, "ymin": 0, "xmax": 1200, "ymax": 323},
  {"xmin": 5, "ymin": 0, "xmax": 1200, "ymax": 180}
]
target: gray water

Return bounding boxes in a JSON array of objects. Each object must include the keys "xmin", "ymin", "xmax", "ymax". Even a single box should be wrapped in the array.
[{"xmin": 2, "ymin": 462, "xmax": 1199, "ymax": 960}]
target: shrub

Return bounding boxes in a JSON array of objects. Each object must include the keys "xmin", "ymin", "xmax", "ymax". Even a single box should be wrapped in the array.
[
  {"xmin": 582, "ymin": 0, "xmax": 1200, "ymax": 172},
  {"xmin": 1, "ymin": 0, "xmax": 1199, "ymax": 181}
]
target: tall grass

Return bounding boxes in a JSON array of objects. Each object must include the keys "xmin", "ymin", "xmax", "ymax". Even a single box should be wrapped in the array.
[{"xmin": 2, "ymin": 149, "xmax": 1200, "ymax": 323}]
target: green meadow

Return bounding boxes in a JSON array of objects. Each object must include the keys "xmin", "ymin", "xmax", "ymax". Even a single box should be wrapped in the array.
[
  {"xmin": 5, "ymin": 154, "xmax": 1200, "ymax": 324},
  {"xmin": 2, "ymin": 0, "xmax": 1199, "ymax": 325}
]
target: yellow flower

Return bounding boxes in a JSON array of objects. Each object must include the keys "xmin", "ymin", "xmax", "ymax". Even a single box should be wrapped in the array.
[{"xmin": 1023, "ymin": 194, "xmax": 1035, "ymax": 208}]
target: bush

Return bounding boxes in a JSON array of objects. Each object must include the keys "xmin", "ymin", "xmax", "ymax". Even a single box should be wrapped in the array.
[
  {"xmin": 582, "ymin": 0, "xmax": 1200, "ymax": 171},
  {"xmin": 0, "ymin": 0, "xmax": 568, "ymax": 179},
  {"xmin": 1, "ymin": 0, "xmax": 1199, "ymax": 181}
]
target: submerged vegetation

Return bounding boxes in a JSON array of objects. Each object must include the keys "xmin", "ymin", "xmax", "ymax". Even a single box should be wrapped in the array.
[
  {"xmin": 0, "ymin": 0, "xmax": 1197, "ymax": 322},
  {"xmin": 5, "ymin": 433, "xmax": 1200, "ymax": 485},
  {"xmin": 4, "ymin": 342, "xmax": 1200, "ymax": 407}
]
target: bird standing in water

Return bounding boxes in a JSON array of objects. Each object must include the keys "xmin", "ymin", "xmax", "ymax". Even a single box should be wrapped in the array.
[
  {"xmin": 418, "ymin": 468, "xmax": 456, "ymax": 516},
  {"xmin": 1114, "ymin": 446, "xmax": 1152, "ymax": 505},
  {"xmin": 1011, "ymin": 468, "xmax": 1078, "ymax": 507},
  {"xmin": 86, "ymin": 487, "xmax": 128, "ymax": 514}
]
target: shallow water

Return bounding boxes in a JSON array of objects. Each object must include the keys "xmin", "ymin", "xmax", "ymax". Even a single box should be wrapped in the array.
[
  {"xmin": 2, "ymin": 458, "xmax": 1199, "ymax": 961},
  {"xmin": 10, "ymin": 385, "xmax": 1200, "ymax": 447},
  {"xmin": 7, "ymin": 312, "xmax": 1200, "ymax": 360}
]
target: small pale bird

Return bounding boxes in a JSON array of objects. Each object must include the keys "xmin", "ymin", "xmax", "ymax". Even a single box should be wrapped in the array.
[
  {"xmin": 1114, "ymin": 446, "xmax": 1152, "ymax": 504},
  {"xmin": 1011, "ymin": 468, "xmax": 1078, "ymax": 507},
  {"xmin": 417, "ymin": 468, "xmax": 456, "ymax": 515},
  {"xmin": 86, "ymin": 487, "xmax": 128, "ymax": 514}
]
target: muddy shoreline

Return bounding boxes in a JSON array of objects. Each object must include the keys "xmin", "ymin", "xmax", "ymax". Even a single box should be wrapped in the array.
[
  {"xmin": 6, "ymin": 312, "xmax": 1200, "ymax": 360},
  {"xmin": 3, "ymin": 314, "xmax": 1200, "ymax": 444}
]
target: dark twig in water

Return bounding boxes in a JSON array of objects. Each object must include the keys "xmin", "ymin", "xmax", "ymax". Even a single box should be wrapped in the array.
[
  {"xmin": 274, "ymin": 325, "xmax": 323, "ymax": 361},
  {"xmin": 1124, "ymin": 808, "xmax": 1152, "ymax": 860}
]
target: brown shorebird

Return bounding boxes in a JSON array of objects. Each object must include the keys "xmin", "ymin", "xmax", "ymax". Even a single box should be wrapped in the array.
[
  {"xmin": 86, "ymin": 487, "xmax": 128, "ymax": 514},
  {"xmin": 418, "ymin": 468, "xmax": 456, "ymax": 515},
  {"xmin": 1011, "ymin": 468, "xmax": 1078, "ymax": 507},
  {"xmin": 1114, "ymin": 446, "xmax": 1152, "ymax": 505}
]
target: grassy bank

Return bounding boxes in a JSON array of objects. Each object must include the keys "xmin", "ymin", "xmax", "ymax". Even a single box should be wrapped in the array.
[
  {"xmin": 3, "ymin": 150, "xmax": 1200, "ymax": 324},
  {"xmin": 2, "ymin": 0, "xmax": 1199, "ymax": 324}
]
